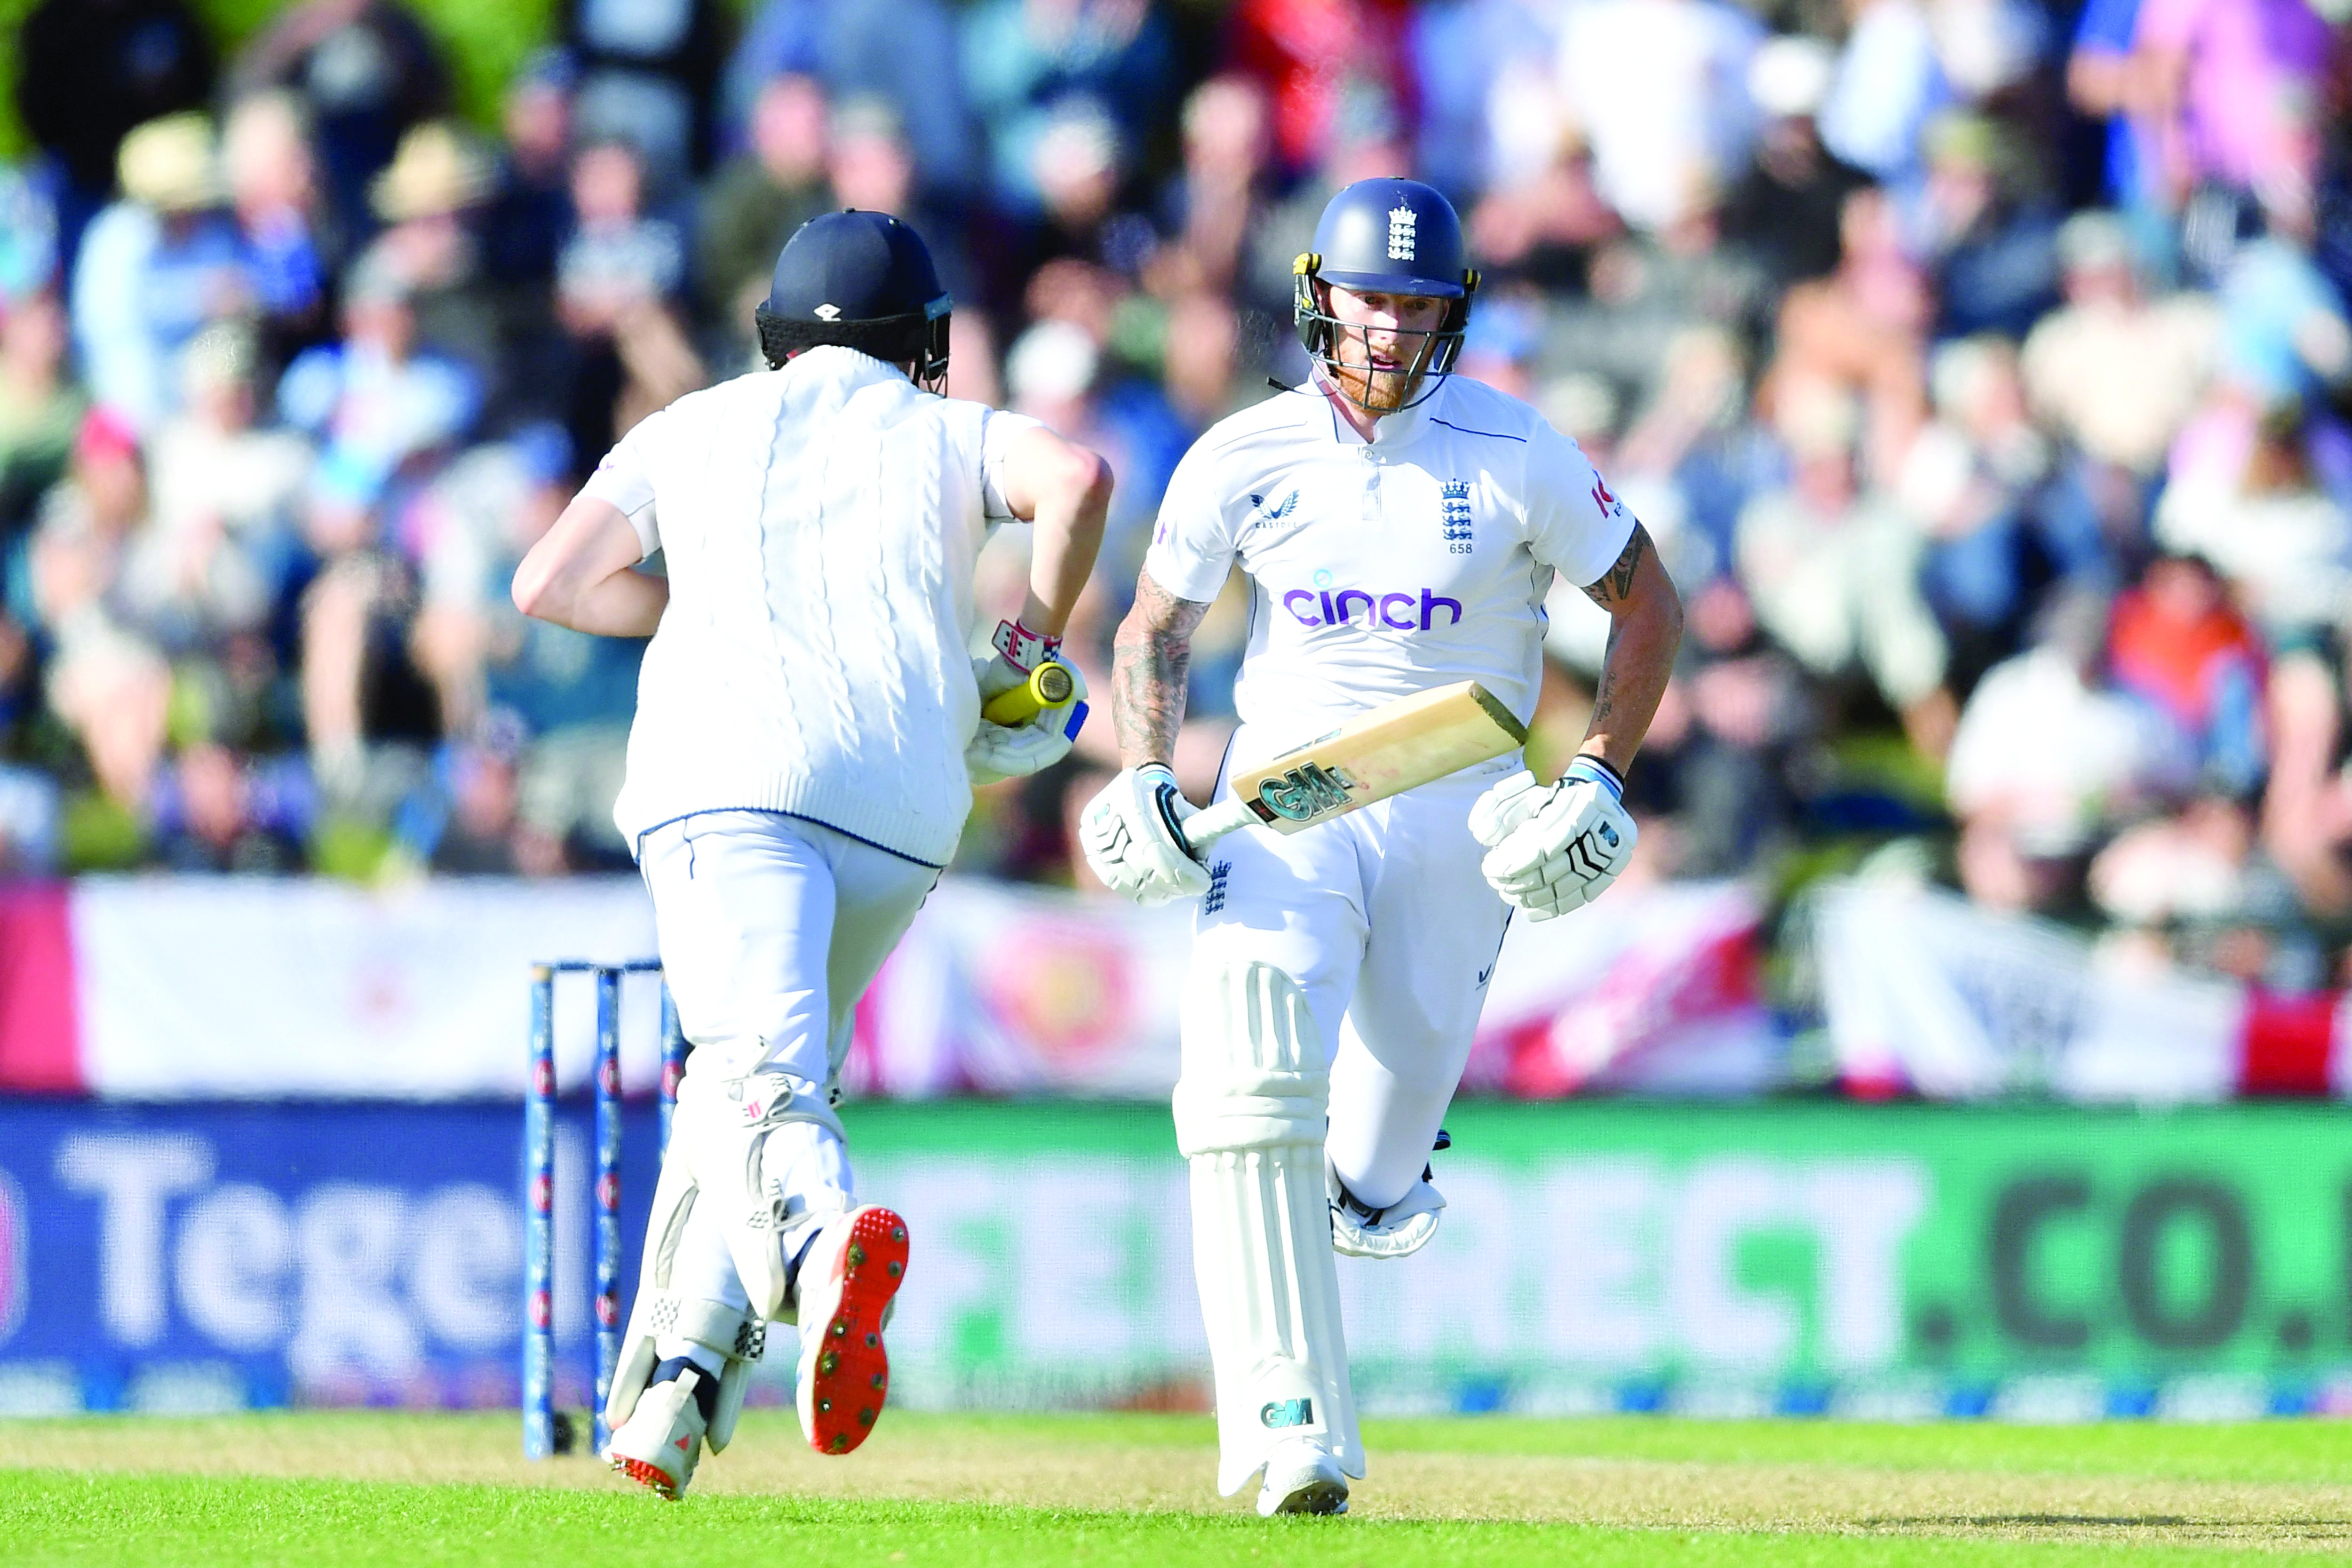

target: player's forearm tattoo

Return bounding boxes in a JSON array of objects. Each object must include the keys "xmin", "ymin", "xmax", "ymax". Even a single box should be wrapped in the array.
[
  {"xmin": 1581, "ymin": 523, "xmax": 1650, "ymax": 609},
  {"xmin": 1589, "ymin": 617, "xmax": 1624, "ymax": 732},
  {"xmin": 1112, "ymin": 574, "xmax": 1213, "ymax": 768}
]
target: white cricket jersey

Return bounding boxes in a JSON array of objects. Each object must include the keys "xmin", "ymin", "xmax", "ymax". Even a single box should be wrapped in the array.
[
  {"xmin": 1143, "ymin": 371, "xmax": 1637, "ymax": 741},
  {"xmin": 581, "ymin": 346, "xmax": 1039, "ymax": 867}
]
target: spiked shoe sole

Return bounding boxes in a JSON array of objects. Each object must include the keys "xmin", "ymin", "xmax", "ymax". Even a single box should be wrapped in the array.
[{"xmin": 796, "ymin": 1205, "xmax": 910, "ymax": 1457}]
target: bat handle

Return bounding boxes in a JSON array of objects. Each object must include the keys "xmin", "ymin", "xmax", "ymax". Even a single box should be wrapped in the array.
[
  {"xmin": 1172, "ymin": 794, "xmax": 1255, "ymax": 858},
  {"xmin": 981, "ymin": 662, "xmax": 1075, "ymax": 725}
]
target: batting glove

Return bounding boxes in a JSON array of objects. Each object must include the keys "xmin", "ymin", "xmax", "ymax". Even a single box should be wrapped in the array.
[
  {"xmin": 967, "ymin": 653, "xmax": 1087, "ymax": 786},
  {"xmin": 1079, "ymin": 764, "xmax": 1213, "ymax": 905},
  {"xmin": 1469, "ymin": 758, "xmax": 1637, "ymax": 921}
]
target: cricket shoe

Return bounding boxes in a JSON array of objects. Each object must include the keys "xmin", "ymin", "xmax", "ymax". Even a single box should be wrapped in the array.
[
  {"xmin": 795, "ymin": 1204, "xmax": 911, "ymax": 1456},
  {"xmin": 1256, "ymin": 1440, "xmax": 1350, "ymax": 1517},
  {"xmin": 604, "ymin": 1363, "xmax": 710, "ymax": 1499}
]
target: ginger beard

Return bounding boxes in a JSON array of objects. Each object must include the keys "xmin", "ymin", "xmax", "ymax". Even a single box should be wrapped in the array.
[{"xmin": 1321, "ymin": 285, "xmax": 1450, "ymax": 414}]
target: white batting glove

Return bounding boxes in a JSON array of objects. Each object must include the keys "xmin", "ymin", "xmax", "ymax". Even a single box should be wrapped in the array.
[
  {"xmin": 967, "ymin": 652, "xmax": 1088, "ymax": 786},
  {"xmin": 1470, "ymin": 758, "xmax": 1637, "ymax": 921},
  {"xmin": 1079, "ymin": 764, "xmax": 1213, "ymax": 905}
]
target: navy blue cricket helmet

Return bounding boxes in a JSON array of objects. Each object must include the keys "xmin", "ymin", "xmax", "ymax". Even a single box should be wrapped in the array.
[
  {"xmin": 1293, "ymin": 177, "xmax": 1480, "ymax": 409},
  {"xmin": 755, "ymin": 209, "xmax": 952, "ymax": 388}
]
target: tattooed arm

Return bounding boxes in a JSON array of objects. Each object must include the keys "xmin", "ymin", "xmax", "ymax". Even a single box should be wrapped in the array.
[
  {"xmin": 1111, "ymin": 568, "xmax": 1215, "ymax": 770},
  {"xmin": 1575, "ymin": 522, "xmax": 1683, "ymax": 774}
]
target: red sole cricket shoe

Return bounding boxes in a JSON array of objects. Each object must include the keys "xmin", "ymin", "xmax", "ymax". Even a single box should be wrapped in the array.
[
  {"xmin": 795, "ymin": 1204, "xmax": 910, "ymax": 1457},
  {"xmin": 611, "ymin": 1453, "xmax": 680, "ymax": 1500}
]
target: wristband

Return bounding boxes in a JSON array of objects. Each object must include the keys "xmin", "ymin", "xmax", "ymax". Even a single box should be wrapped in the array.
[
  {"xmin": 1563, "ymin": 755, "xmax": 1625, "ymax": 801},
  {"xmin": 991, "ymin": 619, "xmax": 1061, "ymax": 674}
]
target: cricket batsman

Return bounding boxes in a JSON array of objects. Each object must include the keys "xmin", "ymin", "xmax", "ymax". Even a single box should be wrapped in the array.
[
  {"xmin": 1081, "ymin": 178, "xmax": 1683, "ymax": 1514},
  {"xmin": 514, "ymin": 210, "xmax": 1109, "ymax": 1497}
]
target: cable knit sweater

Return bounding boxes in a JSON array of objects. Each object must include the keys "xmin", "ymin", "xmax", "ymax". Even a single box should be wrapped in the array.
[{"xmin": 583, "ymin": 348, "xmax": 1011, "ymax": 866}]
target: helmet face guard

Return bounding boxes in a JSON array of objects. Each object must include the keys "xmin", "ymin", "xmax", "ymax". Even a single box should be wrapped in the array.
[
  {"xmin": 1289, "ymin": 178, "xmax": 1480, "ymax": 415},
  {"xmin": 1292, "ymin": 257, "xmax": 1477, "ymax": 414},
  {"xmin": 756, "ymin": 292, "xmax": 952, "ymax": 391}
]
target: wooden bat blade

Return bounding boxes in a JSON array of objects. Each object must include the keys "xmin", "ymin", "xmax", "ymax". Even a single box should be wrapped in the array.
[{"xmin": 1181, "ymin": 681, "xmax": 1526, "ymax": 851}]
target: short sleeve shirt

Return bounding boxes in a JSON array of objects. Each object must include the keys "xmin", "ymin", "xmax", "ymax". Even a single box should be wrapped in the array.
[{"xmin": 1142, "ymin": 373, "xmax": 1636, "ymax": 738}]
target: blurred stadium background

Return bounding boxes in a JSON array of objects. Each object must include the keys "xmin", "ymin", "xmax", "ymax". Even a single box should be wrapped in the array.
[{"xmin": 0, "ymin": 0, "xmax": 2347, "ymax": 1436}]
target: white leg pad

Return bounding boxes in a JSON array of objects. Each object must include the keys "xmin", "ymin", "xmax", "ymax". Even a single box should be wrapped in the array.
[
  {"xmin": 604, "ymin": 1137, "xmax": 771, "ymax": 1453},
  {"xmin": 671, "ymin": 1057, "xmax": 848, "ymax": 1319},
  {"xmin": 1173, "ymin": 961, "xmax": 1362, "ymax": 1495}
]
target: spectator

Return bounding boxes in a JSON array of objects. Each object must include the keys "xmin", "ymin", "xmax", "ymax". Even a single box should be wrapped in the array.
[
  {"xmin": 1720, "ymin": 36, "xmax": 1873, "ymax": 292},
  {"xmin": 2020, "ymin": 209, "xmax": 2218, "ymax": 478},
  {"xmin": 2134, "ymin": 0, "xmax": 2333, "ymax": 218},
  {"xmin": 1766, "ymin": 184, "xmax": 1931, "ymax": 482},
  {"xmin": 223, "ymin": 91, "xmax": 335, "ymax": 367},
  {"xmin": 148, "ymin": 741, "xmax": 313, "ymax": 871},
  {"xmin": 1003, "ymin": 317, "xmax": 1181, "ymax": 580},
  {"xmin": 1735, "ymin": 376, "xmax": 1957, "ymax": 757},
  {"xmin": 554, "ymin": 139, "xmax": 702, "ymax": 470},
  {"xmin": 1552, "ymin": 0, "xmax": 1761, "ymax": 235},
  {"xmin": 15, "ymin": 0, "xmax": 215, "ymax": 262},
  {"xmin": 230, "ymin": 0, "xmax": 454, "ymax": 244},
  {"xmin": 1819, "ymin": 0, "xmax": 1951, "ymax": 191},
  {"xmin": 482, "ymin": 50, "xmax": 579, "ymax": 290},
  {"xmin": 27, "ymin": 407, "xmax": 174, "ymax": 809},
  {"xmin": 823, "ymin": 97, "xmax": 970, "ymax": 305},
  {"xmin": 962, "ymin": 0, "xmax": 1177, "ymax": 213},
  {"xmin": 697, "ymin": 72, "xmax": 834, "ymax": 325},
  {"xmin": 407, "ymin": 429, "xmax": 640, "ymax": 872},
  {"xmin": 1159, "ymin": 290, "xmax": 1245, "ymax": 431},
  {"xmin": 1901, "ymin": 335, "xmax": 2108, "ymax": 680},
  {"xmin": 1151, "ymin": 75, "xmax": 1273, "ymax": 298},
  {"xmin": 1919, "ymin": 112, "xmax": 2061, "ymax": 341},
  {"xmin": 2155, "ymin": 407, "xmax": 2352, "ymax": 649},
  {"xmin": 72, "ymin": 113, "xmax": 249, "ymax": 434},
  {"xmin": 722, "ymin": 0, "xmax": 979, "ymax": 197},
  {"xmin": 560, "ymin": 0, "xmax": 733, "ymax": 193},
  {"xmin": 2104, "ymin": 552, "xmax": 2266, "ymax": 798},
  {"xmin": 0, "ymin": 291, "xmax": 86, "ymax": 539},
  {"xmin": 1224, "ymin": 0, "xmax": 1415, "ymax": 178},
  {"xmin": 147, "ymin": 323, "xmax": 311, "ymax": 607},
  {"xmin": 1945, "ymin": 590, "xmax": 2193, "ymax": 911},
  {"xmin": 2065, "ymin": 0, "xmax": 2169, "ymax": 270},
  {"xmin": 278, "ymin": 247, "xmax": 480, "ymax": 549},
  {"xmin": 366, "ymin": 121, "xmax": 507, "ymax": 407}
]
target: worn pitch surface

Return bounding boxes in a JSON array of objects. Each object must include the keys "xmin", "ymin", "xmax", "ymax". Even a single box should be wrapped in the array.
[{"xmin": 4, "ymin": 1412, "xmax": 2351, "ymax": 1564}]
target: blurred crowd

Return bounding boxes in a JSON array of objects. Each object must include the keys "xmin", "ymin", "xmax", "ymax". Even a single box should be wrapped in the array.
[{"xmin": 0, "ymin": 0, "xmax": 2348, "ymax": 986}]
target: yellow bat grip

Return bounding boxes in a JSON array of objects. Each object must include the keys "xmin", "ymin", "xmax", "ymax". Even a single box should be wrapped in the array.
[{"xmin": 980, "ymin": 661, "xmax": 1074, "ymax": 725}]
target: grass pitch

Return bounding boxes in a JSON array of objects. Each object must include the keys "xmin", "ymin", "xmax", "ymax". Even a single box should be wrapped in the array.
[{"xmin": 4, "ymin": 1411, "xmax": 2351, "ymax": 1565}]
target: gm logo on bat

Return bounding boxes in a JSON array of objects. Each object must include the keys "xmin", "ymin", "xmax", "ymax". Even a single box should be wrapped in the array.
[{"xmin": 1250, "ymin": 761, "xmax": 1360, "ymax": 824}]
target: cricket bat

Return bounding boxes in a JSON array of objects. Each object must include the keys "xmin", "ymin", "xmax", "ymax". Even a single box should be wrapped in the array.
[{"xmin": 1174, "ymin": 680, "xmax": 1527, "ymax": 855}]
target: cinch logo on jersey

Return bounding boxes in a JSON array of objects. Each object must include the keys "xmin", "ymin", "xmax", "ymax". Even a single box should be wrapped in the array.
[
  {"xmin": 1281, "ymin": 585, "xmax": 1463, "ymax": 630},
  {"xmin": 1261, "ymin": 1398, "xmax": 1315, "ymax": 1428},
  {"xmin": 1440, "ymin": 479, "xmax": 1473, "ymax": 554},
  {"xmin": 1257, "ymin": 761, "xmax": 1359, "ymax": 822}
]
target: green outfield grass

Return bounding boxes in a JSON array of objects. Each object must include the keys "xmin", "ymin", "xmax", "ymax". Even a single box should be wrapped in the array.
[{"xmin": 4, "ymin": 1412, "xmax": 2351, "ymax": 1565}]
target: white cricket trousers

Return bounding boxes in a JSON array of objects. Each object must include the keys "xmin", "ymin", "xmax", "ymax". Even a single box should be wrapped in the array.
[
  {"xmin": 1189, "ymin": 743, "xmax": 1517, "ymax": 1212},
  {"xmin": 638, "ymin": 809, "xmax": 940, "ymax": 1088},
  {"xmin": 636, "ymin": 809, "xmax": 939, "ymax": 1327}
]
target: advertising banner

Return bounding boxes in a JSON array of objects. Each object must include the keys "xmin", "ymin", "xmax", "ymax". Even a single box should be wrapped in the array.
[
  {"xmin": 4, "ymin": 875, "xmax": 1776, "ymax": 1102},
  {"xmin": 1815, "ymin": 879, "xmax": 2352, "ymax": 1104},
  {"xmin": 3, "ymin": 1100, "xmax": 2348, "ymax": 1419}
]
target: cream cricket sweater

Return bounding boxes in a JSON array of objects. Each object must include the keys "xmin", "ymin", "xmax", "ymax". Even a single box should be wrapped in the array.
[{"xmin": 587, "ymin": 348, "xmax": 1009, "ymax": 867}]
